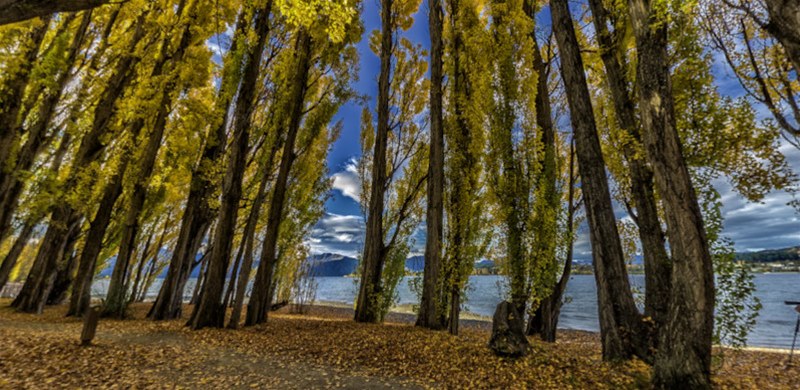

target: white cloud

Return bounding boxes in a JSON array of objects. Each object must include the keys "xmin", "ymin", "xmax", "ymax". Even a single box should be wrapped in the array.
[
  {"xmin": 331, "ymin": 159, "xmax": 361, "ymax": 202},
  {"xmin": 306, "ymin": 213, "xmax": 365, "ymax": 257}
]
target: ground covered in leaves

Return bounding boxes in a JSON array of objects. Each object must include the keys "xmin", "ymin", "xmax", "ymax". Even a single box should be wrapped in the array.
[{"xmin": 0, "ymin": 300, "xmax": 797, "ymax": 389}]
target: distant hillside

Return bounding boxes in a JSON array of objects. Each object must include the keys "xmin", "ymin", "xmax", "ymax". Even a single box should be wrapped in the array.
[
  {"xmin": 308, "ymin": 253, "xmax": 359, "ymax": 277},
  {"xmin": 736, "ymin": 246, "xmax": 800, "ymax": 263}
]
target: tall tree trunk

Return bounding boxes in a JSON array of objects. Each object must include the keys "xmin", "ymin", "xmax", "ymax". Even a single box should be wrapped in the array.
[
  {"xmin": 628, "ymin": 1, "xmax": 715, "ymax": 387},
  {"xmin": 587, "ymin": 0, "xmax": 670, "ymax": 348},
  {"xmin": 148, "ymin": 11, "xmax": 249, "ymax": 321},
  {"xmin": 228, "ymin": 158, "xmax": 273, "ymax": 328},
  {"xmin": 46, "ymin": 236, "xmax": 78, "ymax": 305},
  {"xmin": 549, "ymin": 0, "xmax": 648, "ymax": 361},
  {"xmin": 67, "ymin": 154, "xmax": 128, "ymax": 316},
  {"xmin": 188, "ymin": 2, "xmax": 273, "ymax": 330},
  {"xmin": 416, "ymin": 0, "xmax": 445, "ymax": 331},
  {"xmin": 245, "ymin": 29, "xmax": 313, "ymax": 327},
  {"xmin": 0, "ymin": 220, "xmax": 36, "ymax": 290},
  {"xmin": 0, "ymin": 0, "xmax": 109, "ymax": 26},
  {"xmin": 354, "ymin": 0, "xmax": 393, "ymax": 324},
  {"xmin": 763, "ymin": 0, "xmax": 800, "ymax": 74},
  {"xmin": 128, "ymin": 219, "xmax": 158, "ymax": 305},
  {"xmin": 103, "ymin": 1, "xmax": 195, "ymax": 318}
]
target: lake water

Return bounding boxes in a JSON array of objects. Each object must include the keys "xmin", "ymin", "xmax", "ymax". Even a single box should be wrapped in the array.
[{"xmin": 93, "ymin": 273, "xmax": 799, "ymax": 349}]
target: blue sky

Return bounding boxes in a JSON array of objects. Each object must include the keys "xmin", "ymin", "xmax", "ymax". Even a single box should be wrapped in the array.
[{"xmin": 310, "ymin": 1, "xmax": 800, "ymax": 260}]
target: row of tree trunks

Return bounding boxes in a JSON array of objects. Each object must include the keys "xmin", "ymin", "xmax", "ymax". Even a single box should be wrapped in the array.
[
  {"xmin": 245, "ymin": 28, "xmax": 313, "ymax": 327},
  {"xmin": 66, "ymin": 11, "xmax": 151, "ymax": 317},
  {"xmin": 187, "ymin": 1, "xmax": 274, "ymax": 330},
  {"xmin": 627, "ymin": 0, "xmax": 715, "ymax": 387},
  {"xmin": 354, "ymin": 0, "xmax": 393, "ymax": 324},
  {"xmin": 10, "ymin": 8, "xmax": 142, "ymax": 314},
  {"xmin": 147, "ymin": 10, "xmax": 251, "ymax": 321},
  {"xmin": 586, "ymin": 0, "xmax": 671, "ymax": 349},
  {"xmin": 416, "ymin": 0, "xmax": 445, "ymax": 331},
  {"xmin": 103, "ymin": 0, "xmax": 196, "ymax": 319},
  {"xmin": 228, "ymin": 144, "xmax": 279, "ymax": 329},
  {"xmin": 549, "ymin": 0, "xmax": 649, "ymax": 361}
]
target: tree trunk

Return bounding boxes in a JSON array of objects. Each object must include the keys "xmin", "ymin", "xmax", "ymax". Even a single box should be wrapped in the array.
[
  {"xmin": 67, "ymin": 157, "xmax": 127, "ymax": 316},
  {"xmin": 354, "ymin": 0, "xmax": 393, "ymax": 324},
  {"xmin": 188, "ymin": 2, "xmax": 272, "ymax": 330},
  {"xmin": 245, "ymin": 29, "xmax": 313, "ymax": 327},
  {"xmin": 0, "ymin": 219, "xmax": 36, "ymax": 291},
  {"xmin": 764, "ymin": 0, "xmax": 800, "ymax": 74},
  {"xmin": 228, "ymin": 160, "xmax": 273, "ymax": 329},
  {"xmin": 550, "ymin": 0, "xmax": 648, "ymax": 361},
  {"xmin": 416, "ymin": 0, "xmax": 445, "ymax": 331},
  {"xmin": 46, "ymin": 236, "xmax": 78, "ymax": 305},
  {"xmin": 128, "ymin": 222, "xmax": 156, "ymax": 304},
  {"xmin": 587, "ymin": 0, "xmax": 670, "ymax": 348},
  {"xmin": 0, "ymin": 0, "xmax": 109, "ymax": 26},
  {"xmin": 11, "ymin": 205, "xmax": 81, "ymax": 313},
  {"xmin": 148, "ymin": 10, "xmax": 249, "ymax": 321},
  {"xmin": 628, "ymin": 1, "xmax": 715, "ymax": 387}
]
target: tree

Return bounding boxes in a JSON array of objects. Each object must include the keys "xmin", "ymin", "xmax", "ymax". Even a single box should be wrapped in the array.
[
  {"xmin": 415, "ymin": 0, "xmax": 445, "ymax": 331},
  {"xmin": 628, "ymin": 0, "xmax": 715, "ymax": 386},
  {"xmin": 549, "ymin": 0, "xmax": 648, "ymax": 361},
  {"xmin": 103, "ymin": 0, "xmax": 213, "ymax": 319},
  {"xmin": 354, "ymin": 0, "xmax": 425, "ymax": 324},
  {"xmin": 188, "ymin": 0, "xmax": 274, "ymax": 330},
  {"xmin": 148, "ymin": 6, "xmax": 248, "ymax": 321},
  {"xmin": 11, "ymin": 4, "xmax": 152, "ymax": 313},
  {"xmin": 245, "ymin": 0, "xmax": 360, "ymax": 327}
]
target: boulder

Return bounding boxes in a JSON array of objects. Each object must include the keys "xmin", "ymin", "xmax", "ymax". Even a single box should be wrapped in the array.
[{"xmin": 488, "ymin": 301, "xmax": 529, "ymax": 357}]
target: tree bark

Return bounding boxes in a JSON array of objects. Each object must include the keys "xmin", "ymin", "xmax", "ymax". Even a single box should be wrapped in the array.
[
  {"xmin": 228, "ymin": 156, "xmax": 274, "ymax": 328},
  {"xmin": 586, "ymin": 0, "xmax": 670, "ymax": 345},
  {"xmin": 0, "ymin": 220, "xmax": 36, "ymax": 290},
  {"xmin": 245, "ymin": 29, "xmax": 313, "ymax": 327},
  {"xmin": 0, "ymin": 0, "xmax": 109, "ymax": 26},
  {"xmin": 188, "ymin": 2, "xmax": 273, "ymax": 330},
  {"xmin": 354, "ymin": 0, "xmax": 393, "ymax": 324},
  {"xmin": 764, "ymin": 0, "xmax": 800, "ymax": 74},
  {"xmin": 46, "ymin": 236, "xmax": 78, "ymax": 305},
  {"xmin": 628, "ymin": 0, "xmax": 715, "ymax": 387},
  {"xmin": 148, "ymin": 11, "xmax": 249, "ymax": 321},
  {"xmin": 416, "ymin": 0, "xmax": 445, "ymax": 331},
  {"xmin": 550, "ymin": 0, "xmax": 648, "ymax": 361}
]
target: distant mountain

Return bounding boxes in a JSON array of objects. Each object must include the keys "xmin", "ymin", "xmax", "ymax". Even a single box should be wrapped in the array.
[
  {"xmin": 308, "ymin": 253, "xmax": 359, "ymax": 277},
  {"xmin": 736, "ymin": 246, "xmax": 800, "ymax": 263}
]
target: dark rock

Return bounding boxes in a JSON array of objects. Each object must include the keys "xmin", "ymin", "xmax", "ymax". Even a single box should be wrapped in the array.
[{"xmin": 488, "ymin": 301, "xmax": 530, "ymax": 357}]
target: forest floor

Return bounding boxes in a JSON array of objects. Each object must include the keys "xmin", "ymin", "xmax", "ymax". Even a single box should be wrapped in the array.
[{"xmin": 0, "ymin": 299, "xmax": 798, "ymax": 389}]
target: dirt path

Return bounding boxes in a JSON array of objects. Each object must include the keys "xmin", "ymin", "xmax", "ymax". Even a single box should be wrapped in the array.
[{"xmin": 0, "ymin": 308, "xmax": 422, "ymax": 389}]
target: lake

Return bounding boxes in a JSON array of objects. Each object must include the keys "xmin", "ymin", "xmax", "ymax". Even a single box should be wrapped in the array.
[{"xmin": 92, "ymin": 273, "xmax": 799, "ymax": 349}]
